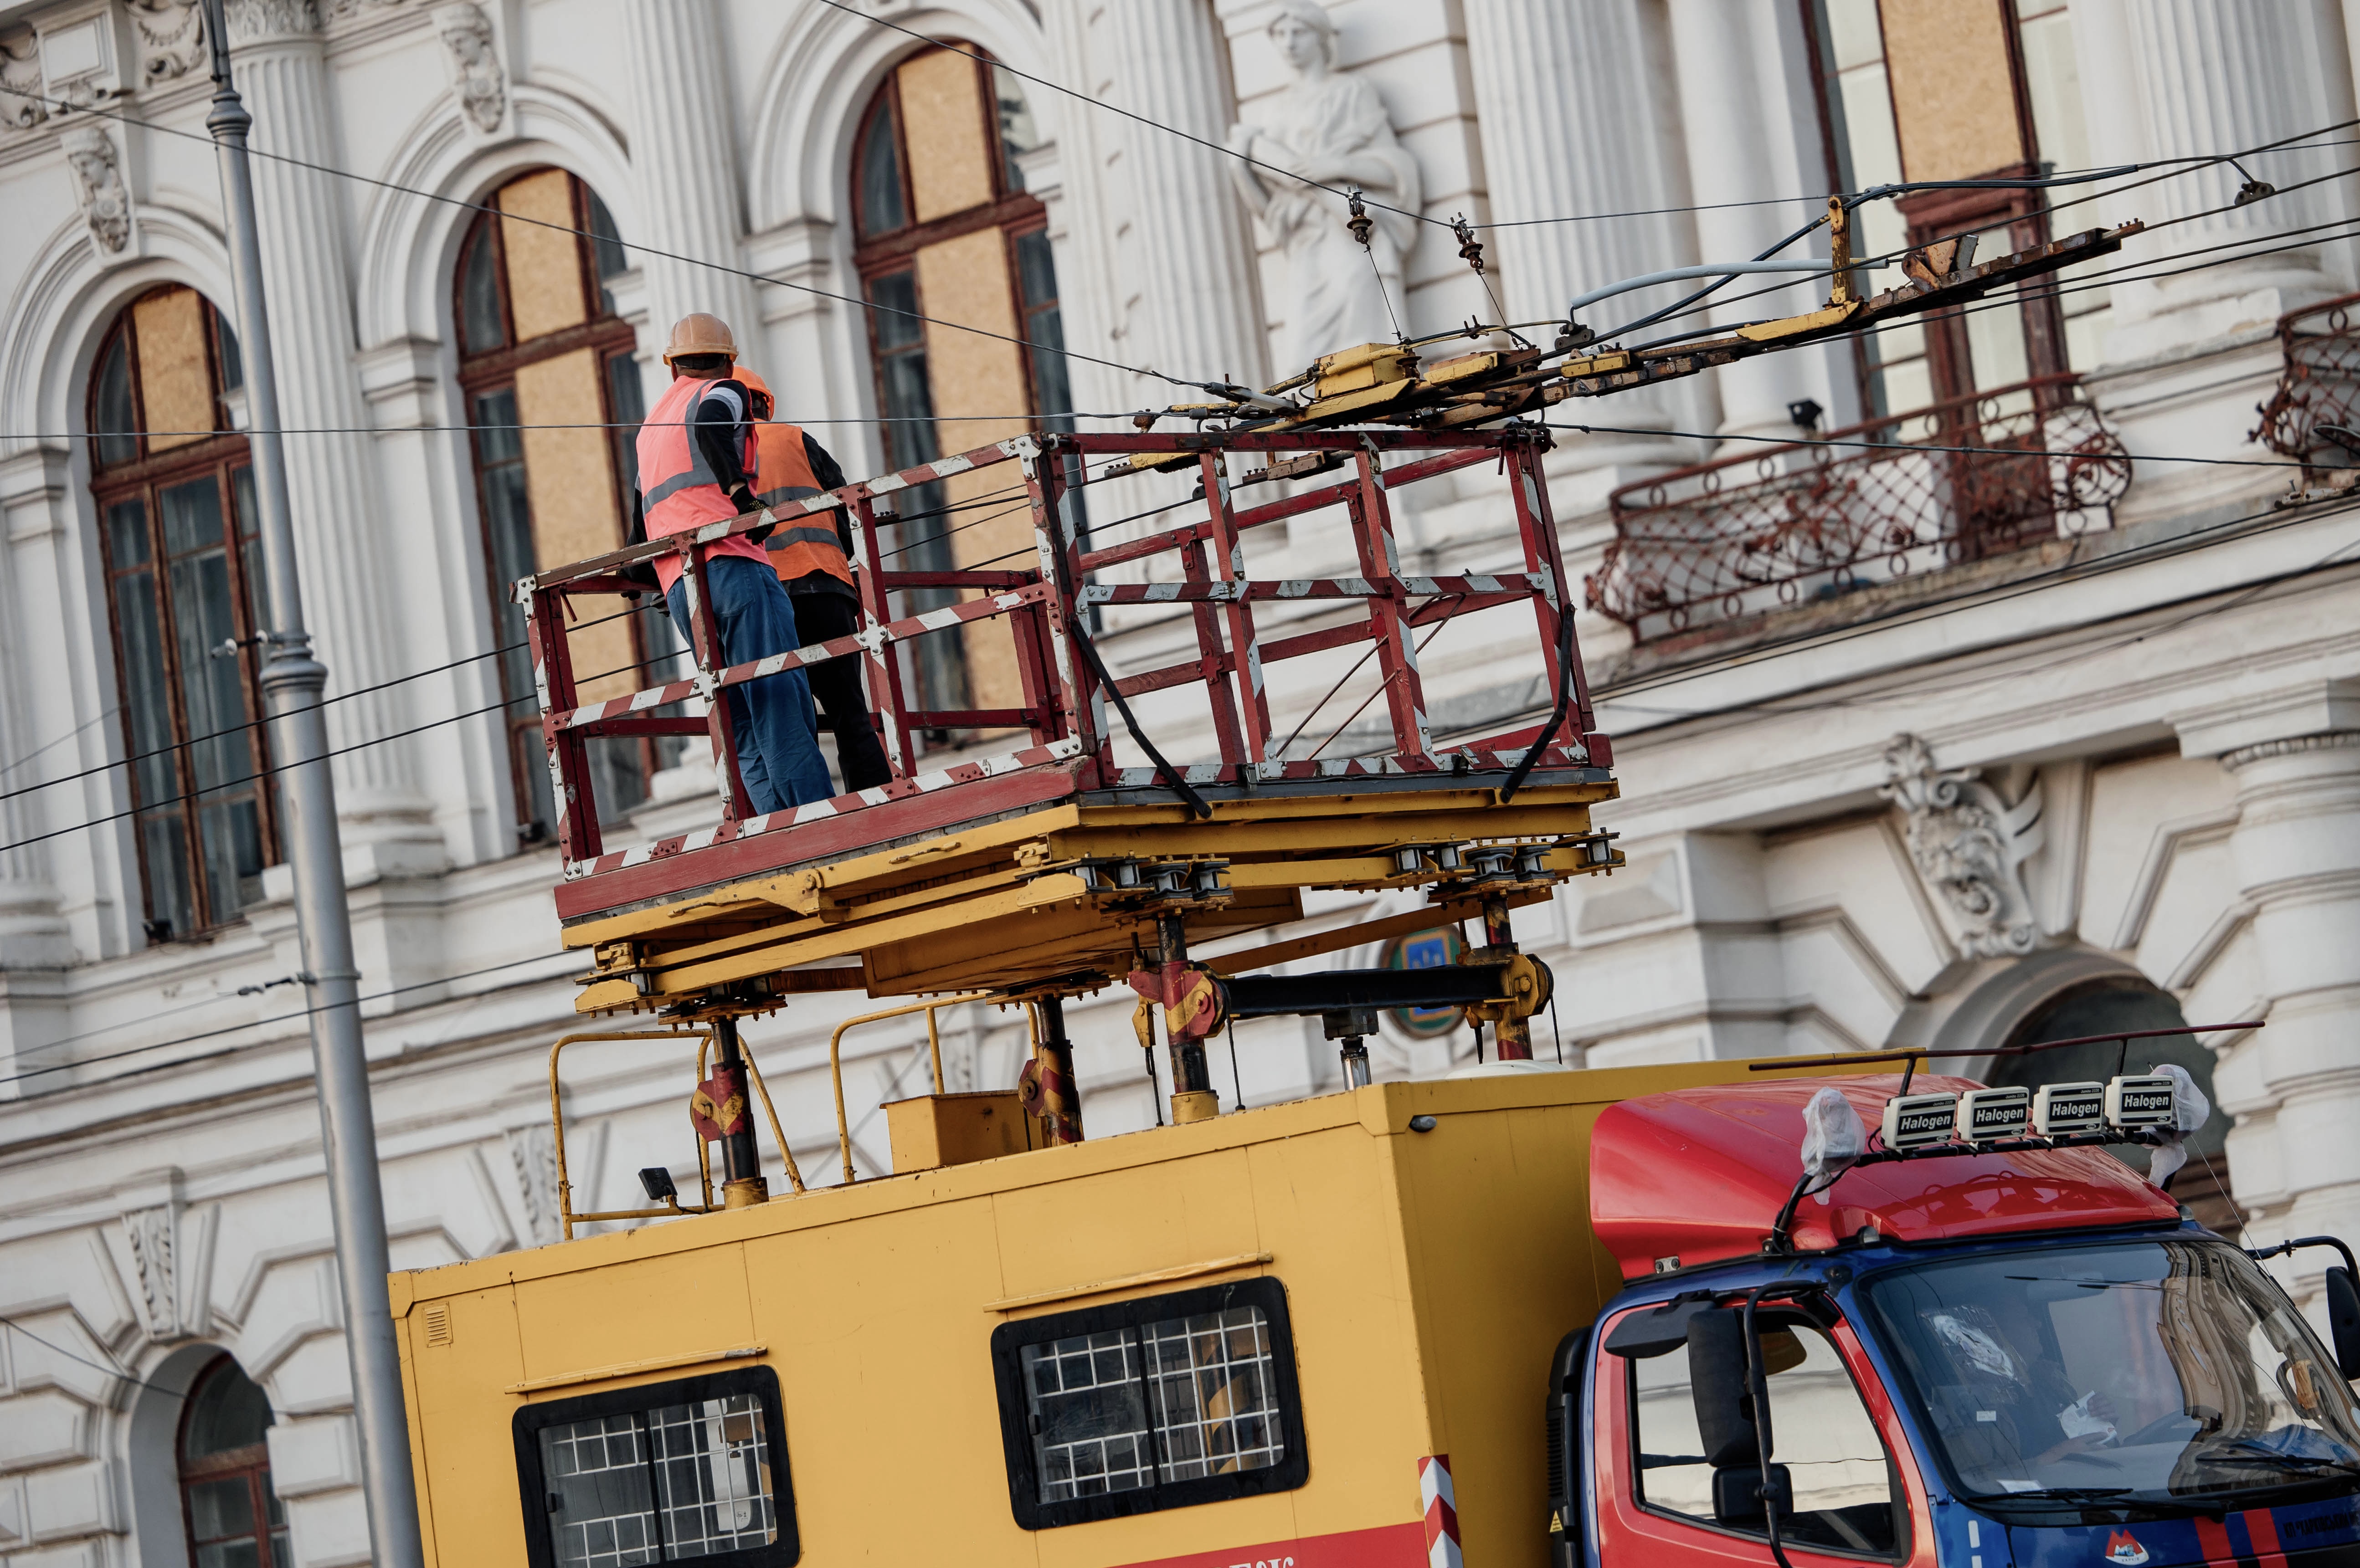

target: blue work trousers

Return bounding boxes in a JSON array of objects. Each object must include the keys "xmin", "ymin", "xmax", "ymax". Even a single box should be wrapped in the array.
[{"xmin": 667, "ymin": 556, "xmax": 835, "ymax": 814}]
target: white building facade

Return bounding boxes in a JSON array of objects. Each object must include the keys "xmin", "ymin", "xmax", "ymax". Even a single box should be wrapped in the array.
[{"xmin": 0, "ymin": 0, "xmax": 2357, "ymax": 1562}]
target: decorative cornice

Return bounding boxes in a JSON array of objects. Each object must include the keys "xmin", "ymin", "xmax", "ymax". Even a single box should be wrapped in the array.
[
  {"xmin": 0, "ymin": 26, "xmax": 43, "ymax": 130},
  {"xmin": 223, "ymin": 0, "xmax": 324, "ymax": 42},
  {"xmin": 2221, "ymin": 731, "xmax": 2360, "ymax": 770},
  {"xmin": 130, "ymin": 0, "xmax": 208, "ymax": 84}
]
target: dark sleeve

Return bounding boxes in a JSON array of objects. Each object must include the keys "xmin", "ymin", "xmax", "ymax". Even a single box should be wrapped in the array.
[
  {"xmin": 691, "ymin": 379, "xmax": 752, "ymax": 493},
  {"xmin": 802, "ymin": 432, "xmax": 848, "ymax": 491},
  {"xmin": 802, "ymin": 433, "xmax": 854, "ymax": 554}
]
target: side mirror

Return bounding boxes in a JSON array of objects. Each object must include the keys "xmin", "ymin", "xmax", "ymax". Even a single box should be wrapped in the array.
[
  {"xmin": 2326, "ymin": 1266, "xmax": 2360, "ymax": 1381},
  {"xmin": 1687, "ymin": 1311, "xmax": 1764, "ymax": 1466}
]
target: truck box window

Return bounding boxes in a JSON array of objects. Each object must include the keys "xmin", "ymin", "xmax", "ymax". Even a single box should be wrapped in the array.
[
  {"xmin": 512, "ymin": 1366, "xmax": 797, "ymax": 1567},
  {"xmin": 990, "ymin": 1277, "xmax": 1309, "ymax": 1529},
  {"xmin": 1631, "ymin": 1312, "xmax": 1901, "ymax": 1558}
]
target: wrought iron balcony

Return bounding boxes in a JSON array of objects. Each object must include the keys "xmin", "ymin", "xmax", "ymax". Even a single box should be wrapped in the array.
[
  {"xmin": 1586, "ymin": 375, "xmax": 2131, "ymax": 643},
  {"xmin": 2252, "ymin": 289, "xmax": 2360, "ymax": 470}
]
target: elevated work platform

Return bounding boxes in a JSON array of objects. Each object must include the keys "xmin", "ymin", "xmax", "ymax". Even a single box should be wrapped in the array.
[{"xmin": 522, "ymin": 426, "xmax": 1617, "ymax": 1019}]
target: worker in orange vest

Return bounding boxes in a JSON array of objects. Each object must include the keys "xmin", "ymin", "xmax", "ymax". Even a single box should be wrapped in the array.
[
  {"xmin": 736, "ymin": 368, "xmax": 892, "ymax": 792},
  {"xmin": 628, "ymin": 313, "xmax": 833, "ymax": 813}
]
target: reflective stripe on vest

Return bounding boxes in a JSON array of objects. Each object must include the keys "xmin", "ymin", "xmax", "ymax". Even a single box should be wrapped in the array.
[
  {"xmin": 754, "ymin": 420, "xmax": 855, "ymax": 588},
  {"xmin": 633, "ymin": 376, "xmax": 767, "ymax": 592}
]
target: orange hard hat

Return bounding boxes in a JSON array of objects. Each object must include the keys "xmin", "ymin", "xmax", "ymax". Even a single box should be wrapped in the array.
[
  {"xmin": 735, "ymin": 366, "xmax": 774, "ymax": 421},
  {"xmin": 662, "ymin": 313, "xmax": 738, "ymax": 366}
]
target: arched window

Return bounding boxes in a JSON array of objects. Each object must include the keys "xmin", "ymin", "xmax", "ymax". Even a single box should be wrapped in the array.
[
  {"xmin": 852, "ymin": 47, "xmax": 1070, "ymax": 724},
  {"xmin": 454, "ymin": 169, "xmax": 670, "ymax": 843},
  {"xmin": 1991, "ymin": 978, "xmax": 2234, "ymax": 1228},
  {"xmin": 86, "ymin": 285, "xmax": 274, "ymax": 943},
  {"xmin": 178, "ymin": 1356, "xmax": 286, "ymax": 1566}
]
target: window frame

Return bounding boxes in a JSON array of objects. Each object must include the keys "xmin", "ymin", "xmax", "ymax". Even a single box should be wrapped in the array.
[
  {"xmin": 1621, "ymin": 1301, "xmax": 1908, "ymax": 1562},
  {"xmin": 177, "ymin": 1355, "xmax": 288, "ymax": 1566},
  {"xmin": 510, "ymin": 1365, "xmax": 800, "ymax": 1568},
  {"xmin": 849, "ymin": 46, "xmax": 1052, "ymax": 731},
  {"xmin": 451, "ymin": 168, "xmax": 653, "ymax": 842},
  {"xmin": 988, "ymin": 1276, "xmax": 1311, "ymax": 1532},
  {"xmin": 85, "ymin": 287, "xmax": 278, "ymax": 941}
]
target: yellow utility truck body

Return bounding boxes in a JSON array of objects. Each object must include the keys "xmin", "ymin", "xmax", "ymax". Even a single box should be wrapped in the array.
[{"xmin": 392, "ymin": 1061, "xmax": 1790, "ymax": 1567}]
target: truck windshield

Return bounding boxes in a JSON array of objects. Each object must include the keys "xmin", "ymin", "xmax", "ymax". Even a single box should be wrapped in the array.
[{"xmin": 1861, "ymin": 1239, "xmax": 2360, "ymax": 1512}]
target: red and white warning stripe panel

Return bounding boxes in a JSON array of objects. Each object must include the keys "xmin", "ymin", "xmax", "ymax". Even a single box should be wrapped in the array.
[
  {"xmin": 1103, "ymin": 743, "xmax": 1589, "ymax": 792},
  {"xmin": 1077, "ymin": 572, "xmax": 1556, "ymax": 607},
  {"xmin": 543, "ymin": 588, "xmax": 1049, "ymax": 734},
  {"xmin": 861, "ymin": 437, "xmax": 1035, "ymax": 497},
  {"xmin": 565, "ymin": 738, "xmax": 1084, "ymax": 880},
  {"xmin": 1420, "ymin": 1454, "xmax": 1464, "ymax": 1568}
]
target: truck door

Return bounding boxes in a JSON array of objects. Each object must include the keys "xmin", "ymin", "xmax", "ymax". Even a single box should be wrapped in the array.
[{"xmin": 1594, "ymin": 1303, "xmax": 1934, "ymax": 1568}]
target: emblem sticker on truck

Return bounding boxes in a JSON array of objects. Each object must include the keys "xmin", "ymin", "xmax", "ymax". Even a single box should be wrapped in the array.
[{"xmin": 2104, "ymin": 1528, "xmax": 2150, "ymax": 1565}]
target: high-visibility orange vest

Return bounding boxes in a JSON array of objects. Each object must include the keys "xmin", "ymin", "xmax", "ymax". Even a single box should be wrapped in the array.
[
  {"xmin": 753, "ymin": 420, "xmax": 855, "ymax": 589},
  {"xmin": 633, "ymin": 374, "xmax": 766, "ymax": 594}
]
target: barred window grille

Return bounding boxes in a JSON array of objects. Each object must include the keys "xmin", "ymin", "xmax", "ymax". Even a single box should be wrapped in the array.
[
  {"xmin": 539, "ymin": 1393, "xmax": 777, "ymax": 1565},
  {"xmin": 1020, "ymin": 1306, "xmax": 1286, "ymax": 1506}
]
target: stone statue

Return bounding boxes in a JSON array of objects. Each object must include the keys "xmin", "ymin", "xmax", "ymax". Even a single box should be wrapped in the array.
[
  {"xmin": 63, "ymin": 127, "xmax": 131, "ymax": 253},
  {"xmin": 1225, "ymin": 0, "xmax": 1420, "ymax": 372},
  {"xmin": 433, "ymin": 1, "xmax": 506, "ymax": 133}
]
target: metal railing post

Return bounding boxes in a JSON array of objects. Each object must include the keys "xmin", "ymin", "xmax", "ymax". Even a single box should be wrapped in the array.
[{"xmin": 198, "ymin": 6, "xmax": 423, "ymax": 1566}]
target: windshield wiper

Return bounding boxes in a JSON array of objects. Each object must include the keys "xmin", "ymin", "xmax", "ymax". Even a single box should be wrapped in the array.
[
  {"xmin": 2188, "ymin": 1447, "xmax": 2360, "ymax": 1477},
  {"xmin": 1985, "ymin": 1487, "xmax": 2228, "ymax": 1519}
]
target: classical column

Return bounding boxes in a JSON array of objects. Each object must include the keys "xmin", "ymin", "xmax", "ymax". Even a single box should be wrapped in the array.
[
  {"xmin": 224, "ymin": 0, "xmax": 435, "ymax": 856},
  {"xmin": 1102, "ymin": 0, "xmax": 1266, "ymax": 396},
  {"xmin": 0, "ymin": 450, "xmax": 73, "ymax": 977},
  {"xmin": 1465, "ymin": 0, "xmax": 1693, "ymax": 478},
  {"xmin": 2179, "ymin": 687, "xmax": 2360, "ymax": 1319},
  {"xmin": 621, "ymin": 0, "xmax": 759, "ymax": 359},
  {"xmin": 1664, "ymin": 0, "xmax": 1850, "ymax": 443},
  {"xmin": 2077, "ymin": 0, "xmax": 2359, "ymax": 358}
]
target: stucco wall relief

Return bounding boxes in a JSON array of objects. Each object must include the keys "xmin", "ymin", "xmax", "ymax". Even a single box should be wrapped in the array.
[{"xmin": 1880, "ymin": 733, "xmax": 2046, "ymax": 959}]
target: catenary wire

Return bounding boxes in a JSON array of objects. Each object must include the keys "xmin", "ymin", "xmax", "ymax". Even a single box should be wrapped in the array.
[
  {"xmin": 0, "ymin": 1316, "xmax": 244, "ymax": 1404},
  {"xmin": 0, "ymin": 949, "xmax": 585, "ymax": 1088},
  {"xmin": 0, "ymin": 646, "xmax": 656, "ymax": 857},
  {"xmin": 1567, "ymin": 120, "xmax": 2360, "ymax": 349},
  {"xmin": 29, "ymin": 487, "xmax": 2360, "ymax": 1085},
  {"xmin": 16, "ymin": 87, "xmax": 1188, "ymax": 391},
  {"xmin": 1825, "ymin": 215, "xmax": 2360, "ymax": 360},
  {"xmin": 65, "ymin": 501, "xmax": 2346, "ymax": 1087},
  {"xmin": 810, "ymin": 0, "xmax": 2314, "ymax": 241},
  {"xmin": 1613, "ymin": 198, "xmax": 2360, "ymax": 361},
  {"xmin": 0, "ymin": 472, "xmax": 1034, "ymax": 790},
  {"xmin": 0, "ymin": 602, "xmax": 643, "ymax": 805},
  {"xmin": 4, "ymin": 413, "xmax": 1149, "ymax": 441},
  {"xmin": 7, "ymin": 220, "xmax": 2339, "ymax": 840}
]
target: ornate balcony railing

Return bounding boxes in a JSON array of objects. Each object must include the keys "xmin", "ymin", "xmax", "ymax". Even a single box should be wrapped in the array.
[
  {"xmin": 2252, "ymin": 290, "xmax": 2360, "ymax": 468},
  {"xmin": 1587, "ymin": 375, "xmax": 2131, "ymax": 642}
]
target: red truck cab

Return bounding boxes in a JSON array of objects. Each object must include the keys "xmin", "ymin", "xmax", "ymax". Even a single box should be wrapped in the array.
[{"xmin": 1551, "ymin": 1072, "xmax": 2360, "ymax": 1568}]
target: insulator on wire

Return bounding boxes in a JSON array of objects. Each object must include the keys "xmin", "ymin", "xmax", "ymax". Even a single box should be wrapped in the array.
[
  {"xmin": 1452, "ymin": 213, "xmax": 1486, "ymax": 275},
  {"xmin": 1347, "ymin": 187, "xmax": 1373, "ymax": 249}
]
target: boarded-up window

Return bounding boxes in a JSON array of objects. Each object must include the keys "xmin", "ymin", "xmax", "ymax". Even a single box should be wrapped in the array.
[
  {"xmin": 86, "ymin": 284, "xmax": 276, "ymax": 941},
  {"xmin": 1807, "ymin": 0, "xmax": 2098, "ymax": 416},
  {"xmin": 853, "ymin": 47, "xmax": 1069, "ymax": 734},
  {"xmin": 455, "ymin": 169, "xmax": 673, "ymax": 844}
]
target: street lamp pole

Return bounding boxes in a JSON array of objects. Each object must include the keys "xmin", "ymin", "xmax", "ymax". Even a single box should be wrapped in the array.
[{"xmin": 198, "ymin": 5, "xmax": 425, "ymax": 1564}]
